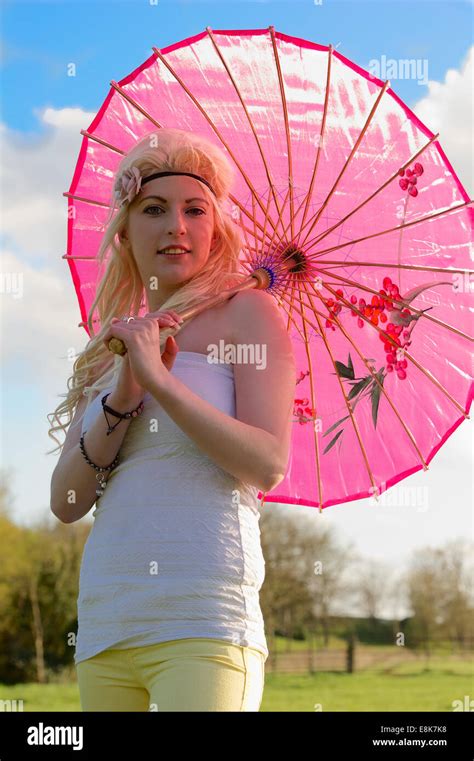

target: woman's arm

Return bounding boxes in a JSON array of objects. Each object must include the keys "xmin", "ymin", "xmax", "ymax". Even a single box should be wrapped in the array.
[
  {"xmin": 50, "ymin": 390, "xmax": 137, "ymax": 523},
  {"xmin": 148, "ymin": 289, "xmax": 296, "ymax": 493}
]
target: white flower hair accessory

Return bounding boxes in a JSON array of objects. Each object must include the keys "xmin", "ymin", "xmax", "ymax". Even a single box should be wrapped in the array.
[{"xmin": 114, "ymin": 166, "xmax": 143, "ymax": 208}]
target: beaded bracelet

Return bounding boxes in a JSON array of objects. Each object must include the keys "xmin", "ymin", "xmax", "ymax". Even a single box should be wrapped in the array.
[
  {"xmin": 79, "ymin": 433, "xmax": 120, "ymax": 500},
  {"xmin": 102, "ymin": 392, "xmax": 145, "ymax": 435},
  {"xmin": 78, "ymin": 394, "xmax": 144, "ymax": 500}
]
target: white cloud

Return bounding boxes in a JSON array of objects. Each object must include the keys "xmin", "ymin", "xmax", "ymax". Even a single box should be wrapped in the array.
[
  {"xmin": 0, "ymin": 107, "xmax": 96, "ymax": 270},
  {"xmin": 1, "ymin": 107, "xmax": 97, "ymax": 525},
  {"xmin": 1, "ymin": 106, "xmax": 98, "ymax": 393},
  {"xmin": 0, "ymin": 248, "xmax": 87, "ymax": 394}
]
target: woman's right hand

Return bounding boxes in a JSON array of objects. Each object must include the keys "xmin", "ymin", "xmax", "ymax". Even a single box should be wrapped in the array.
[{"xmin": 109, "ymin": 310, "xmax": 183, "ymax": 407}]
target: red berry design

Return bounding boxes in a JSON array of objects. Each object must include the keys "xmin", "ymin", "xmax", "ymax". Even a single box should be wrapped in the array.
[
  {"xmin": 293, "ymin": 393, "xmax": 317, "ymax": 426},
  {"xmin": 398, "ymin": 162, "xmax": 424, "ymax": 198},
  {"xmin": 317, "ymin": 263, "xmax": 416, "ymax": 386}
]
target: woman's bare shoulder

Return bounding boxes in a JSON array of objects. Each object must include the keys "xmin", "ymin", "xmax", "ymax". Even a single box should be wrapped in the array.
[{"xmin": 226, "ymin": 289, "xmax": 283, "ymax": 335}]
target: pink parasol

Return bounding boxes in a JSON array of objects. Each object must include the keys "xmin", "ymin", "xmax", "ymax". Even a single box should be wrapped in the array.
[{"xmin": 63, "ymin": 26, "xmax": 474, "ymax": 512}]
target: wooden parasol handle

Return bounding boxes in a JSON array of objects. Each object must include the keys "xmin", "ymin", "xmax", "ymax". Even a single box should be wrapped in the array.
[{"xmin": 106, "ymin": 267, "xmax": 271, "ymax": 356}]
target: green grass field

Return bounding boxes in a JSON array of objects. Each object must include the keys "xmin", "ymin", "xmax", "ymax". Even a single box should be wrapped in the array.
[
  {"xmin": 0, "ymin": 656, "xmax": 471, "ymax": 711},
  {"xmin": 262, "ymin": 661, "xmax": 473, "ymax": 712}
]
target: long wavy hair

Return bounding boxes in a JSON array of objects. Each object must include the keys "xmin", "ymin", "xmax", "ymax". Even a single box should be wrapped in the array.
[{"xmin": 47, "ymin": 128, "xmax": 248, "ymax": 455}]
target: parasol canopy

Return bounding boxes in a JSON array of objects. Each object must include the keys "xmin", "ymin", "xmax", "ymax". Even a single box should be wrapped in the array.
[{"xmin": 64, "ymin": 26, "xmax": 474, "ymax": 512}]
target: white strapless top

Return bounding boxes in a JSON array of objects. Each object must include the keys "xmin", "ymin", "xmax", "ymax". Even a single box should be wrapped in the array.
[{"xmin": 74, "ymin": 352, "xmax": 268, "ymax": 665}]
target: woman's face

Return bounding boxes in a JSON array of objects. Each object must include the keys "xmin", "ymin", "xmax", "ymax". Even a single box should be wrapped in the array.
[{"xmin": 122, "ymin": 175, "xmax": 216, "ymax": 309}]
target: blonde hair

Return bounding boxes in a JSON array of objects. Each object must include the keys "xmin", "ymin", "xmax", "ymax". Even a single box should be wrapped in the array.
[{"xmin": 47, "ymin": 128, "xmax": 248, "ymax": 455}]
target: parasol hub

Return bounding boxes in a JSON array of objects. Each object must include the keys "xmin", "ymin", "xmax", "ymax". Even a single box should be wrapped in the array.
[{"xmin": 278, "ymin": 244, "xmax": 309, "ymax": 275}]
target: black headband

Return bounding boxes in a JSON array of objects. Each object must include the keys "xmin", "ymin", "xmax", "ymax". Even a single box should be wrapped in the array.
[{"xmin": 141, "ymin": 171, "xmax": 217, "ymax": 197}]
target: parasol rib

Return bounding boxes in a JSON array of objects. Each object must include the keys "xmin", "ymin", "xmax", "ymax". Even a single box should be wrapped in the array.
[
  {"xmin": 269, "ymin": 26, "xmax": 295, "ymax": 241},
  {"xmin": 296, "ymin": 286, "xmax": 324, "ymax": 513},
  {"xmin": 296, "ymin": 81, "xmax": 391, "ymax": 251},
  {"xmin": 305, "ymin": 200, "xmax": 474, "ymax": 259},
  {"xmin": 295, "ymin": 45, "xmax": 333, "ymax": 241},
  {"xmin": 301, "ymin": 280, "xmax": 380, "ymax": 497},
  {"xmin": 206, "ymin": 26, "xmax": 289, "ymax": 246},
  {"xmin": 298, "ymin": 134, "xmax": 440, "ymax": 251}
]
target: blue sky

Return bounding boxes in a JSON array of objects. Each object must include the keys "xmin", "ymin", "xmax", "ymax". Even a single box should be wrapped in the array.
[{"xmin": 1, "ymin": 0, "xmax": 473, "ymax": 608}]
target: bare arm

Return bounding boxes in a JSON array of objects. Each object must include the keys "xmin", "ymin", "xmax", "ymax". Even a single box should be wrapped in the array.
[
  {"xmin": 50, "ymin": 390, "xmax": 137, "ymax": 524},
  {"xmin": 148, "ymin": 374, "xmax": 278, "ymax": 493},
  {"xmin": 147, "ymin": 290, "xmax": 296, "ymax": 493}
]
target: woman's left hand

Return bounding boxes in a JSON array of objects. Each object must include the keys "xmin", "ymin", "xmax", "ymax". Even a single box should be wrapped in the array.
[{"xmin": 102, "ymin": 310, "xmax": 183, "ymax": 392}]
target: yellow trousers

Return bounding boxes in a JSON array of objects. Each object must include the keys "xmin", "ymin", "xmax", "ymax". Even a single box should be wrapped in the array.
[{"xmin": 76, "ymin": 638, "xmax": 266, "ymax": 712}]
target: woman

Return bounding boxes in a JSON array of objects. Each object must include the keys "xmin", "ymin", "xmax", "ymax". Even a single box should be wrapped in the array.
[{"xmin": 48, "ymin": 128, "xmax": 296, "ymax": 711}]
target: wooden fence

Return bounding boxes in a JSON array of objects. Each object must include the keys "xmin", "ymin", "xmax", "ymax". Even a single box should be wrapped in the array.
[{"xmin": 264, "ymin": 640, "xmax": 472, "ymax": 674}]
